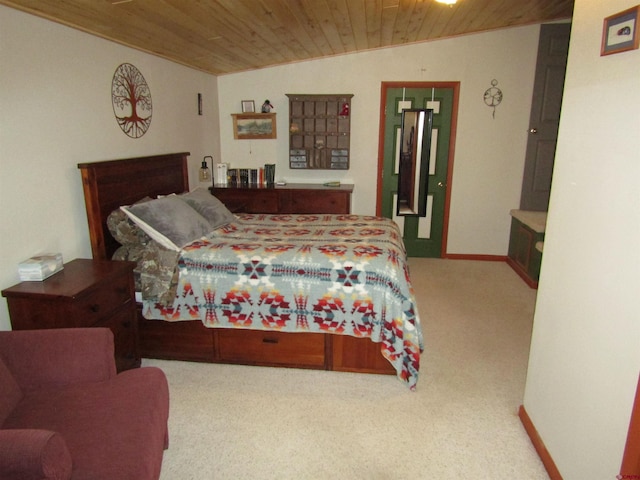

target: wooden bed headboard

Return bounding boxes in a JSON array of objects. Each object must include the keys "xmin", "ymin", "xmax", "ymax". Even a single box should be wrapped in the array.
[{"xmin": 78, "ymin": 152, "xmax": 190, "ymax": 260}]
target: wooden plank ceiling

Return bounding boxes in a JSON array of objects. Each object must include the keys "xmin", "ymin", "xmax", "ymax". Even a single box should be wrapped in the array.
[{"xmin": 0, "ymin": 0, "xmax": 573, "ymax": 75}]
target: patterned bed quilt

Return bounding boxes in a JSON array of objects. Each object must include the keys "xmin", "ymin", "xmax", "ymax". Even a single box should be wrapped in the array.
[{"xmin": 141, "ymin": 213, "xmax": 423, "ymax": 389}]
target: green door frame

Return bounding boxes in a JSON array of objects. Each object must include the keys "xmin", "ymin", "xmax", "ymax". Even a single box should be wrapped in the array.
[{"xmin": 375, "ymin": 81, "xmax": 459, "ymax": 258}]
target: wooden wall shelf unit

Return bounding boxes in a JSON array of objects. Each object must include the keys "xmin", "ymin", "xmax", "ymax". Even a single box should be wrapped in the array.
[
  {"xmin": 287, "ymin": 94, "xmax": 353, "ymax": 170},
  {"xmin": 211, "ymin": 183, "xmax": 354, "ymax": 214}
]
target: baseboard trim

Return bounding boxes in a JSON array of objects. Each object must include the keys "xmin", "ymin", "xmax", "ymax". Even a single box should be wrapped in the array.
[
  {"xmin": 519, "ymin": 405, "xmax": 563, "ymax": 480},
  {"xmin": 444, "ymin": 254, "xmax": 507, "ymax": 262}
]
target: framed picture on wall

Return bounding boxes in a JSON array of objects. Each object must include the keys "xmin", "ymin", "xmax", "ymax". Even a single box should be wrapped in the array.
[
  {"xmin": 241, "ymin": 100, "xmax": 255, "ymax": 113},
  {"xmin": 601, "ymin": 5, "xmax": 640, "ymax": 56},
  {"xmin": 231, "ymin": 113, "xmax": 277, "ymax": 140}
]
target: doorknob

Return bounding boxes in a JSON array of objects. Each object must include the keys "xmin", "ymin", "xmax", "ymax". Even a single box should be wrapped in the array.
[
  {"xmin": 437, "ymin": 181, "xmax": 445, "ymax": 188},
  {"xmin": 529, "ymin": 128, "xmax": 538, "ymax": 134}
]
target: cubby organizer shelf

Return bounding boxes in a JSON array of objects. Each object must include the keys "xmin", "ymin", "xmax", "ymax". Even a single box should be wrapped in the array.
[{"xmin": 287, "ymin": 94, "xmax": 353, "ymax": 170}]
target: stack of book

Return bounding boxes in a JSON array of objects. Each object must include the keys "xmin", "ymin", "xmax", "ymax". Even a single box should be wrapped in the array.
[{"xmin": 226, "ymin": 164, "xmax": 275, "ymax": 187}]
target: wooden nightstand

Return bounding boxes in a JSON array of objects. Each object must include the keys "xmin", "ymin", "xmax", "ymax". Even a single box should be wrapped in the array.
[{"xmin": 1, "ymin": 258, "xmax": 140, "ymax": 372}]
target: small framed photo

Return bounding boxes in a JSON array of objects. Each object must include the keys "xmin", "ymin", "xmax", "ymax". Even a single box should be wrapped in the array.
[
  {"xmin": 241, "ymin": 100, "xmax": 255, "ymax": 113},
  {"xmin": 601, "ymin": 5, "xmax": 640, "ymax": 56}
]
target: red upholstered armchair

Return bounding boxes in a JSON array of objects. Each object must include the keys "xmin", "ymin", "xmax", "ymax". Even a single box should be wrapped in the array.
[{"xmin": 0, "ymin": 328, "xmax": 169, "ymax": 480}]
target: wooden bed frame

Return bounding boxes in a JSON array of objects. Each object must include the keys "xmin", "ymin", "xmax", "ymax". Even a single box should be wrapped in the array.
[{"xmin": 78, "ymin": 152, "xmax": 395, "ymax": 376}]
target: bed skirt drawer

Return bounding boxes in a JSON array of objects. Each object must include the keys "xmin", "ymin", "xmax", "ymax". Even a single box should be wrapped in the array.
[
  {"xmin": 216, "ymin": 329, "xmax": 326, "ymax": 368},
  {"xmin": 139, "ymin": 317, "xmax": 215, "ymax": 362}
]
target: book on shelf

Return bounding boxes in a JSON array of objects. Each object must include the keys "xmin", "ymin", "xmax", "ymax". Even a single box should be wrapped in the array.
[
  {"xmin": 239, "ymin": 168, "xmax": 249, "ymax": 186},
  {"xmin": 264, "ymin": 164, "xmax": 275, "ymax": 185},
  {"xmin": 228, "ymin": 168, "xmax": 238, "ymax": 186}
]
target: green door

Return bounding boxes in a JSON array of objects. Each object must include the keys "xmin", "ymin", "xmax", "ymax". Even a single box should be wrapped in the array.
[{"xmin": 379, "ymin": 83, "xmax": 458, "ymax": 257}]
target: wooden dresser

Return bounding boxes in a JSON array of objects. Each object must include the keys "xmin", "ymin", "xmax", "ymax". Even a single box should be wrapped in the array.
[
  {"xmin": 1, "ymin": 259, "xmax": 140, "ymax": 372},
  {"xmin": 210, "ymin": 183, "xmax": 354, "ymax": 214}
]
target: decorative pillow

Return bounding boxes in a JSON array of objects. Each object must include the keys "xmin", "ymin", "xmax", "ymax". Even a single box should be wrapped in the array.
[
  {"xmin": 107, "ymin": 197, "xmax": 152, "ymax": 247},
  {"xmin": 113, "ymin": 237, "xmax": 180, "ymax": 302},
  {"xmin": 113, "ymin": 245, "xmax": 146, "ymax": 292},
  {"xmin": 121, "ymin": 196, "xmax": 213, "ymax": 251},
  {"xmin": 139, "ymin": 243, "xmax": 180, "ymax": 304},
  {"xmin": 180, "ymin": 188, "xmax": 235, "ymax": 229}
]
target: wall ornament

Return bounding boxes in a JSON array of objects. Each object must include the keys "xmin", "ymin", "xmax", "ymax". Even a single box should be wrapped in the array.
[
  {"xmin": 483, "ymin": 79, "xmax": 503, "ymax": 119},
  {"xmin": 111, "ymin": 63, "xmax": 153, "ymax": 138}
]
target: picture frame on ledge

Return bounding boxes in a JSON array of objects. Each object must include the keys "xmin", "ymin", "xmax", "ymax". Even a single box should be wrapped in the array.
[
  {"xmin": 601, "ymin": 5, "xmax": 640, "ymax": 56},
  {"xmin": 232, "ymin": 113, "xmax": 277, "ymax": 140},
  {"xmin": 241, "ymin": 100, "xmax": 255, "ymax": 113}
]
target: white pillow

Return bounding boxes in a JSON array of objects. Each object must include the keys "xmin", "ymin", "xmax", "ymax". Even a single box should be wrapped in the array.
[{"xmin": 121, "ymin": 196, "xmax": 212, "ymax": 251}]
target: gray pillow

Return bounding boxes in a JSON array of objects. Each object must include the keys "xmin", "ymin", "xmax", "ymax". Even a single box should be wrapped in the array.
[
  {"xmin": 181, "ymin": 188, "xmax": 235, "ymax": 229},
  {"xmin": 121, "ymin": 195, "xmax": 212, "ymax": 251}
]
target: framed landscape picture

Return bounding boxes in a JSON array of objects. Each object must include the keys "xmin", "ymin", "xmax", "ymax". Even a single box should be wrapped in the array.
[{"xmin": 232, "ymin": 113, "xmax": 277, "ymax": 140}]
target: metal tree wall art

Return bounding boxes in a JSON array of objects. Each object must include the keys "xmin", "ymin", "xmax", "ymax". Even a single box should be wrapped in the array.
[
  {"xmin": 483, "ymin": 79, "xmax": 503, "ymax": 119},
  {"xmin": 111, "ymin": 63, "xmax": 152, "ymax": 138}
]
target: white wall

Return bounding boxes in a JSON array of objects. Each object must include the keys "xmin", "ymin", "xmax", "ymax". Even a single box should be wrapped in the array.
[
  {"xmin": 0, "ymin": 5, "xmax": 220, "ymax": 330},
  {"xmin": 216, "ymin": 25, "xmax": 541, "ymax": 256},
  {"xmin": 523, "ymin": 0, "xmax": 640, "ymax": 478}
]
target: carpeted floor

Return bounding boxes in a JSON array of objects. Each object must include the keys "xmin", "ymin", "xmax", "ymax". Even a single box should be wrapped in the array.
[{"xmin": 144, "ymin": 258, "xmax": 549, "ymax": 479}]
